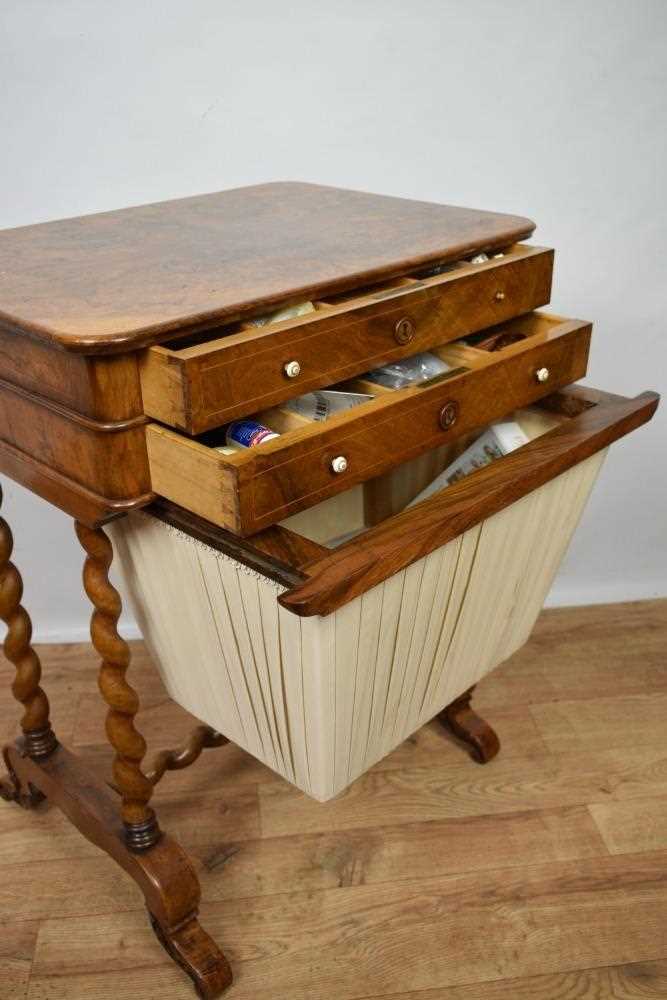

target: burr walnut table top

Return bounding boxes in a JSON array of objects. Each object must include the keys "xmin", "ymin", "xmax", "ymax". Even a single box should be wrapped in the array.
[{"xmin": 0, "ymin": 182, "xmax": 534, "ymax": 354}]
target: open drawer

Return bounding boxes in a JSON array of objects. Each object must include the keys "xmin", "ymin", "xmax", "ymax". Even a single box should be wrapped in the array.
[
  {"xmin": 113, "ymin": 386, "xmax": 658, "ymax": 800},
  {"xmin": 139, "ymin": 244, "xmax": 553, "ymax": 434},
  {"xmin": 145, "ymin": 311, "xmax": 592, "ymax": 535}
]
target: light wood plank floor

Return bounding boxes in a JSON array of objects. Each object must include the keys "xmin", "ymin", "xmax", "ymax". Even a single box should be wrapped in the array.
[{"xmin": 1, "ymin": 599, "xmax": 666, "ymax": 1000}]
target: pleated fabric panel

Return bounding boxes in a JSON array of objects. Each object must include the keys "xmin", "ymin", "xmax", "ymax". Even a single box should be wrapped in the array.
[{"xmin": 110, "ymin": 449, "xmax": 605, "ymax": 801}]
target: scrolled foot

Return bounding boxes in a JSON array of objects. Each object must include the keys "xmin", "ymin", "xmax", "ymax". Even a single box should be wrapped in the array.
[
  {"xmin": 438, "ymin": 686, "xmax": 500, "ymax": 764},
  {"xmin": 0, "ymin": 749, "xmax": 45, "ymax": 808},
  {"xmin": 149, "ymin": 911, "xmax": 233, "ymax": 998}
]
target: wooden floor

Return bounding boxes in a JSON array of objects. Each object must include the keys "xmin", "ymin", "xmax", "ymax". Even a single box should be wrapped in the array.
[{"xmin": 1, "ymin": 599, "xmax": 667, "ymax": 1000}]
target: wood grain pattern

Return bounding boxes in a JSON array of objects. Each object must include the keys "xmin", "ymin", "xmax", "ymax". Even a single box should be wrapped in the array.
[
  {"xmin": 281, "ymin": 388, "xmax": 659, "ymax": 615},
  {"xmin": 589, "ymin": 795, "xmax": 667, "ymax": 856},
  {"xmin": 25, "ymin": 852, "xmax": 667, "ymax": 1000},
  {"xmin": 0, "ymin": 920, "xmax": 39, "ymax": 1000},
  {"xmin": 0, "ymin": 183, "xmax": 534, "ymax": 353},
  {"xmin": 0, "ymin": 328, "xmax": 143, "ymax": 420},
  {"xmin": 140, "ymin": 245, "xmax": 553, "ymax": 433},
  {"xmin": 0, "ymin": 377, "xmax": 151, "ymax": 501},
  {"xmin": 256, "ymin": 745, "xmax": 667, "ymax": 838},
  {"xmin": 530, "ymin": 691, "xmax": 667, "ymax": 754},
  {"xmin": 1, "ymin": 600, "xmax": 666, "ymax": 999},
  {"xmin": 351, "ymin": 962, "xmax": 667, "ymax": 999}
]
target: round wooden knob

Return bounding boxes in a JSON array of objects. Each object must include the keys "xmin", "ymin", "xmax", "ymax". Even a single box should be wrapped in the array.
[
  {"xmin": 394, "ymin": 317, "xmax": 415, "ymax": 345},
  {"xmin": 439, "ymin": 401, "xmax": 459, "ymax": 430}
]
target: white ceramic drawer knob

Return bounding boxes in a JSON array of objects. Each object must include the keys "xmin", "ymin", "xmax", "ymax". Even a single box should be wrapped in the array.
[
  {"xmin": 284, "ymin": 360, "xmax": 301, "ymax": 378},
  {"xmin": 331, "ymin": 455, "xmax": 348, "ymax": 474},
  {"xmin": 535, "ymin": 366, "xmax": 550, "ymax": 383}
]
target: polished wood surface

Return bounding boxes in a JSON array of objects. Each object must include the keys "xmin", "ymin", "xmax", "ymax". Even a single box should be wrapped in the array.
[
  {"xmin": 140, "ymin": 245, "xmax": 553, "ymax": 434},
  {"xmin": 1, "ymin": 600, "xmax": 665, "ymax": 998},
  {"xmin": 0, "ymin": 183, "xmax": 534, "ymax": 353}
]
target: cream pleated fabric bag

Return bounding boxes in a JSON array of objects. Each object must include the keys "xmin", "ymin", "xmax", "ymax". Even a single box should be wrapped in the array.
[{"xmin": 110, "ymin": 411, "xmax": 605, "ymax": 801}]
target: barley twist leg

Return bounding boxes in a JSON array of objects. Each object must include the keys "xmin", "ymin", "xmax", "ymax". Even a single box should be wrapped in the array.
[
  {"xmin": 0, "ymin": 485, "xmax": 58, "ymax": 806},
  {"xmin": 75, "ymin": 521, "xmax": 161, "ymax": 852}
]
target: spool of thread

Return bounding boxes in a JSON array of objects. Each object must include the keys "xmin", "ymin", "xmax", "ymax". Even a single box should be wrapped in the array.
[{"xmin": 225, "ymin": 420, "xmax": 280, "ymax": 449}]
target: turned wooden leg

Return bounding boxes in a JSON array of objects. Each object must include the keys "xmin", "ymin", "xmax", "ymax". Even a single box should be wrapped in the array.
[
  {"xmin": 0, "ymin": 486, "xmax": 58, "ymax": 806},
  {"xmin": 438, "ymin": 686, "xmax": 500, "ymax": 764},
  {"xmin": 75, "ymin": 520, "xmax": 161, "ymax": 852}
]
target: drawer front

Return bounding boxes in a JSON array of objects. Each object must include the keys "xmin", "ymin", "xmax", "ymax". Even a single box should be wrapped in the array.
[
  {"xmin": 246, "ymin": 321, "xmax": 590, "ymax": 531},
  {"xmin": 141, "ymin": 246, "xmax": 553, "ymax": 434},
  {"xmin": 146, "ymin": 314, "xmax": 591, "ymax": 536}
]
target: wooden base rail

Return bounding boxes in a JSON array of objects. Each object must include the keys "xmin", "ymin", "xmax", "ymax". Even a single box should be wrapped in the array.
[{"xmin": 146, "ymin": 726, "xmax": 229, "ymax": 787}]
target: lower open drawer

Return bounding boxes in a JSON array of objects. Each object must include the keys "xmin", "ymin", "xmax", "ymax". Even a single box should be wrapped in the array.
[
  {"xmin": 146, "ymin": 310, "xmax": 592, "ymax": 535},
  {"xmin": 112, "ymin": 385, "xmax": 657, "ymax": 801}
]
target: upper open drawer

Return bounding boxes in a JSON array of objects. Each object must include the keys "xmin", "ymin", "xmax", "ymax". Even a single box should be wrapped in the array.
[
  {"xmin": 145, "ymin": 310, "xmax": 591, "ymax": 536},
  {"xmin": 139, "ymin": 244, "xmax": 553, "ymax": 434}
]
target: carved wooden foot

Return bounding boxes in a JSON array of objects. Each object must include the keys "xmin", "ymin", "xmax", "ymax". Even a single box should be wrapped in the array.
[
  {"xmin": 0, "ymin": 745, "xmax": 45, "ymax": 808},
  {"xmin": 149, "ymin": 911, "xmax": 232, "ymax": 999},
  {"xmin": 2, "ymin": 740, "xmax": 232, "ymax": 997},
  {"xmin": 438, "ymin": 686, "xmax": 500, "ymax": 764}
]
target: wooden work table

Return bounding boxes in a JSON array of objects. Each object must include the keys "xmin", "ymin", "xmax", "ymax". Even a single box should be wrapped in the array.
[{"xmin": 0, "ymin": 183, "xmax": 658, "ymax": 997}]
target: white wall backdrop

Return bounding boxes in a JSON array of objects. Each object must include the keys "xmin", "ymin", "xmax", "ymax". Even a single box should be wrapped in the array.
[{"xmin": 0, "ymin": 0, "xmax": 665, "ymax": 641}]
